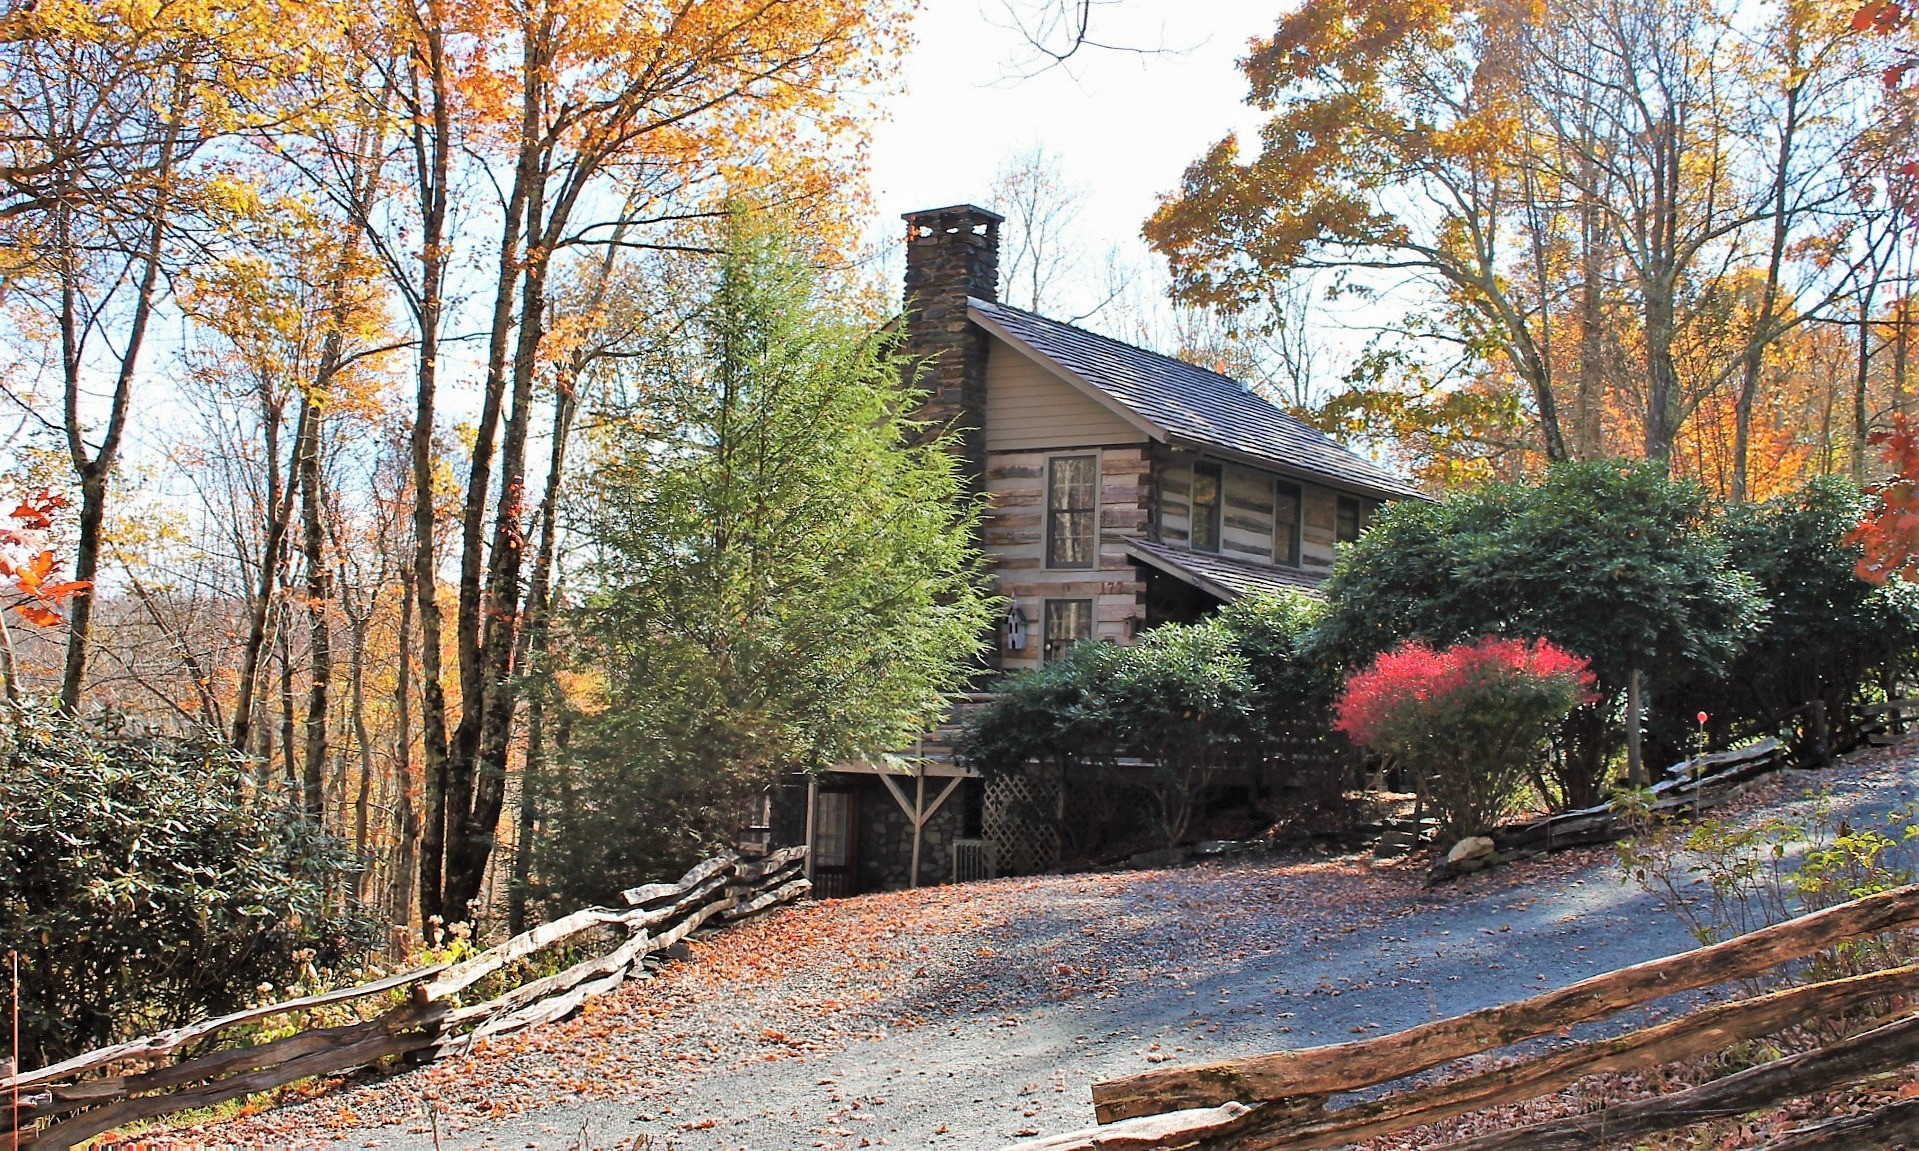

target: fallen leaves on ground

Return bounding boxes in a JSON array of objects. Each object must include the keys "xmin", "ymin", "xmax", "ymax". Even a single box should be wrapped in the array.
[{"xmin": 174, "ymin": 851, "xmax": 1420, "ymax": 1147}]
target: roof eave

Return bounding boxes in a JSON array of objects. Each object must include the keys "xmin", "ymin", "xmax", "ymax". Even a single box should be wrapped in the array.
[{"xmin": 1160, "ymin": 434, "xmax": 1428, "ymax": 503}]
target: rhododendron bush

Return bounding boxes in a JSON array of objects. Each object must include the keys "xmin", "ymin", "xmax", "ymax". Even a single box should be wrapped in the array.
[{"xmin": 1335, "ymin": 637, "xmax": 1596, "ymax": 840}]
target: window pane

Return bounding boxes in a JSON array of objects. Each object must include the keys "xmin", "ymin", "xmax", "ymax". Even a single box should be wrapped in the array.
[
  {"xmin": 1043, "ymin": 599, "xmax": 1093, "ymax": 662},
  {"xmin": 1337, "ymin": 496, "xmax": 1362, "ymax": 544},
  {"xmin": 1275, "ymin": 482, "xmax": 1302, "ymax": 566},
  {"xmin": 1047, "ymin": 456, "xmax": 1097, "ymax": 567},
  {"xmin": 815, "ymin": 792, "xmax": 851, "ymax": 867},
  {"xmin": 1192, "ymin": 463, "xmax": 1222, "ymax": 552}
]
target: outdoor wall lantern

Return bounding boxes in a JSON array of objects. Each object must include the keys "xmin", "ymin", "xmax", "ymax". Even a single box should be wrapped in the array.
[{"xmin": 1004, "ymin": 603, "xmax": 1029, "ymax": 651}]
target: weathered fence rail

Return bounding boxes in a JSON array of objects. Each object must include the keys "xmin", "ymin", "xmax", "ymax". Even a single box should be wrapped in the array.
[
  {"xmin": 1002, "ymin": 885, "xmax": 1919, "ymax": 1150},
  {"xmin": 1423, "ymin": 696, "xmax": 1919, "ymax": 879},
  {"xmin": 2, "ymin": 846, "xmax": 809, "ymax": 1150}
]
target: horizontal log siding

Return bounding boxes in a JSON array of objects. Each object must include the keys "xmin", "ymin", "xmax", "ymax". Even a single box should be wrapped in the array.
[
  {"xmin": 1155, "ymin": 451, "xmax": 1379, "ymax": 573},
  {"xmin": 983, "ymin": 337, "xmax": 1142, "ymax": 452},
  {"xmin": 985, "ymin": 447, "xmax": 1151, "ymax": 673}
]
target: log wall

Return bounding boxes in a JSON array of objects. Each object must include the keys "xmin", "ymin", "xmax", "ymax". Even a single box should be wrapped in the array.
[
  {"xmin": 986, "ymin": 447, "xmax": 1152, "ymax": 672},
  {"xmin": 1153, "ymin": 448, "xmax": 1373, "ymax": 571}
]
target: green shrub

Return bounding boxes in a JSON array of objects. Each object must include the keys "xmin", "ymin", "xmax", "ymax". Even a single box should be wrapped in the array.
[
  {"xmin": 957, "ymin": 594, "xmax": 1346, "ymax": 858},
  {"xmin": 1209, "ymin": 594, "xmax": 1354, "ymax": 826},
  {"xmin": 949, "ymin": 641, "xmax": 1127, "ymax": 860},
  {"xmin": 0, "ymin": 704, "xmax": 372, "ymax": 1066},
  {"xmin": 1654, "ymin": 479, "xmax": 1919, "ymax": 762},
  {"xmin": 1105, "ymin": 623, "xmax": 1257, "ymax": 847},
  {"xmin": 1317, "ymin": 460, "xmax": 1763, "ymax": 807}
]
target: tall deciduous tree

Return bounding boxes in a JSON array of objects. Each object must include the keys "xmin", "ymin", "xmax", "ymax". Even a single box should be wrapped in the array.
[
  {"xmin": 0, "ymin": 0, "xmax": 328, "ymax": 712},
  {"xmin": 1145, "ymin": 0, "xmax": 1574, "ymax": 463},
  {"xmin": 1148, "ymin": 0, "xmax": 1889, "ymax": 490},
  {"xmin": 362, "ymin": 0, "xmax": 908, "ymax": 930}
]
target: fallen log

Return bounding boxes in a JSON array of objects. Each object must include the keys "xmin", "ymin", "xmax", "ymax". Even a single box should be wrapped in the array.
[
  {"xmin": 1430, "ymin": 1007, "xmax": 1919, "ymax": 1151},
  {"xmin": 732, "ymin": 846, "xmax": 807, "ymax": 885},
  {"xmin": 440, "ymin": 929, "xmax": 652, "ymax": 1032},
  {"xmin": 4, "ymin": 1006, "xmax": 453, "ymax": 1129},
  {"xmin": 421, "ymin": 907, "xmax": 633, "ymax": 1002},
  {"xmin": 723, "ymin": 876, "xmax": 811, "ymax": 921},
  {"xmin": 1001, "ymin": 1103, "xmax": 1259, "ymax": 1151},
  {"xmin": 1662, "ymin": 737, "xmax": 1786, "ymax": 784},
  {"xmin": 5, "ymin": 848, "xmax": 798, "ymax": 1149},
  {"xmin": 1013, "ymin": 963, "xmax": 1919, "ymax": 1151},
  {"xmin": 1091, "ymin": 883, "xmax": 1919, "ymax": 1123},
  {"xmin": 630, "ymin": 871, "xmax": 732, "ymax": 930},
  {"xmin": 436, "ymin": 967, "xmax": 632, "ymax": 1058},
  {"xmin": 1491, "ymin": 747, "xmax": 1784, "ymax": 857}
]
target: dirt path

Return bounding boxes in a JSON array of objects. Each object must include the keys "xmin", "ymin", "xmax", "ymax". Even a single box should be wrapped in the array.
[{"xmin": 192, "ymin": 744, "xmax": 1919, "ymax": 1151}]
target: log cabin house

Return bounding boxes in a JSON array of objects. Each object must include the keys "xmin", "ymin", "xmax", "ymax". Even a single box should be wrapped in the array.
[{"xmin": 768, "ymin": 204, "xmax": 1421, "ymax": 897}]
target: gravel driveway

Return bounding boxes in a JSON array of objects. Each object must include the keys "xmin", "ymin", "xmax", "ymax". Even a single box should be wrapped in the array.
[{"xmin": 195, "ymin": 743, "xmax": 1919, "ymax": 1151}]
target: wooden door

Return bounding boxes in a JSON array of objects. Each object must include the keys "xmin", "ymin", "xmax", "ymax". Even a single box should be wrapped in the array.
[{"xmin": 811, "ymin": 789, "xmax": 859, "ymax": 898}]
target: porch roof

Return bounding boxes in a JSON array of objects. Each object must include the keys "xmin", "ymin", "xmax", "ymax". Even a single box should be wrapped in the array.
[{"xmin": 1125, "ymin": 538, "xmax": 1329, "ymax": 603}]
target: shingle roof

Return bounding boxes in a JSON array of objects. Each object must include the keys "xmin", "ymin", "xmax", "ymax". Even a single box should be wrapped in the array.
[
  {"xmin": 969, "ymin": 298, "xmax": 1423, "ymax": 500},
  {"xmin": 1126, "ymin": 538, "xmax": 1328, "ymax": 602}
]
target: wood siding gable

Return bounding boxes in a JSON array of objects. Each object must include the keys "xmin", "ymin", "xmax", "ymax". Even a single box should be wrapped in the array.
[{"xmin": 983, "ymin": 331, "xmax": 1150, "ymax": 452}]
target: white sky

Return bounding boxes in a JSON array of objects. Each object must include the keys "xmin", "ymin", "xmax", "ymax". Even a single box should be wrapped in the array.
[{"xmin": 863, "ymin": 1, "xmax": 1280, "ymax": 307}]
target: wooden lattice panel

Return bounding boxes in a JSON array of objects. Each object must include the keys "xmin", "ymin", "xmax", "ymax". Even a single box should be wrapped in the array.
[{"xmin": 983, "ymin": 772, "xmax": 1060, "ymax": 876}]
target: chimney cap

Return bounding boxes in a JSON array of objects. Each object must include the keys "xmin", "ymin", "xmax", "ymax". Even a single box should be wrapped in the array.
[{"xmin": 902, "ymin": 203, "xmax": 1005, "ymax": 226}]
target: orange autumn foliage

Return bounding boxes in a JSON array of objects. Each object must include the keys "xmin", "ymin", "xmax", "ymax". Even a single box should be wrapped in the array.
[{"xmin": 1849, "ymin": 415, "xmax": 1919, "ymax": 582}]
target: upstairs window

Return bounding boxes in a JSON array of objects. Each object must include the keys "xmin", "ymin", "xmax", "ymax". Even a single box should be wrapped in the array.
[
  {"xmin": 1275, "ymin": 481, "xmax": 1302, "ymax": 566},
  {"xmin": 1191, "ymin": 462, "xmax": 1223, "ymax": 552},
  {"xmin": 1047, "ymin": 455, "xmax": 1097, "ymax": 568},
  {"xmin": 1336, "ymin": 495, "xmax": 1364, "ymax": 545}
]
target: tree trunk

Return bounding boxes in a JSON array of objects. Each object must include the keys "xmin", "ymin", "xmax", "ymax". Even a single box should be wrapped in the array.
[
  {"xmin": 299, "ymin": 394, "xmax": 331, "ymax": 825},
  {"xmin": 231, "ymin": 400, "xmax": 305, "ymax": 753},
  {"xmin": 411, "ymin": 13, "xmax": 455, "ymax": 938},
  {"xmin": 1574, "ymin": 185, "xmax": 1608, "ymax": 460},
  {"xmin": 1855, "ymin": 288, "xmax": 1877, "ymax": 483},
  {"xmin": 1732, "ymin": 62, "xmax": 1800, "ymax": 504},
  {"xmin": 348, "ymin": 601, "xmax": 376, "ymax": 907},
  {"xmin": 58, "ymin": 114, "xmax": 175, "ymax": 713},
  {"xmin": 278, "ymin": 596, "xmax": 300, "ymax": 811},
  {"xmin": 505, "ymin": 378, "xmax": 578, "ymax": 934},
  {"xmin": 391, "ymin": 563, "xmax": 420, "ymax": 950},
  {"xmin": 1626, "ymin": 669, "xmax": 1646, "ymax": 788}
]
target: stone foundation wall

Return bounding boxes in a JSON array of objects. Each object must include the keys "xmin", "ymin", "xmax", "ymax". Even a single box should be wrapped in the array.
[{"xmin": 857, "ymin": 779, "xmax": 978, "ymax": 892}]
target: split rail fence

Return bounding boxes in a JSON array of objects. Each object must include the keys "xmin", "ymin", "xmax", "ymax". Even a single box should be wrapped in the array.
[
  {"xmin": 1, "ymin": 846, "xmax": 809, "ymax": 1150},
  {"xmin": 1423, "ymin": 696, "xmax": 1919, "ymax": 877},
  {"xmin": 1004, "ymin": 880, "xmax": 1919, "ymax": 1150}
]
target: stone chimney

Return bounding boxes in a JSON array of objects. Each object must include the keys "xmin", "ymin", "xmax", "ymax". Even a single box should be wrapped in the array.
[{"xmin": 902, "ymin": 204, "xmax": 1002, "ymax": 492}]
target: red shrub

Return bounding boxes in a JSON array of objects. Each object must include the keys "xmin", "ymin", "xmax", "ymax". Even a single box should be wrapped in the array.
[{"xmin": 1335, "ymin": 637, "xmax": 1595, "ymax": 839}]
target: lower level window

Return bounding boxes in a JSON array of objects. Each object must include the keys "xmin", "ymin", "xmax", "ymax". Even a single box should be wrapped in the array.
[{"xmin": 1043, "ymin": 598, "xmax": 1093, "ymax": 662}]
